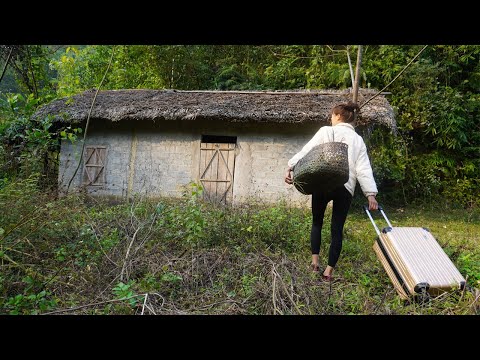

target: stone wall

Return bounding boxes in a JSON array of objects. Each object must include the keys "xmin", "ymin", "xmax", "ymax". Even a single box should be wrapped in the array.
[{"xmin": 58, "ymin": 119, "xmax": 320, "ymax": 207}]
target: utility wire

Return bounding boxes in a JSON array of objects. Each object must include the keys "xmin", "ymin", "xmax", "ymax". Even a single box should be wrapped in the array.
[{"xmin": 360, "ymin": 45, "xmax": 429, "ymax": 109}]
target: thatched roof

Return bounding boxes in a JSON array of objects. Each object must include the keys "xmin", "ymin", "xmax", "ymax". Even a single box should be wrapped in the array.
[{"xmin": 33, "ymin": 88, "xmax": 396, "ymax": 129}]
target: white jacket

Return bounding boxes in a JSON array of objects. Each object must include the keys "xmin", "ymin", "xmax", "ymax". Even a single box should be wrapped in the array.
[{"xmin": 288, "ymin": 123, "xmax": 378, "ymax": 197}]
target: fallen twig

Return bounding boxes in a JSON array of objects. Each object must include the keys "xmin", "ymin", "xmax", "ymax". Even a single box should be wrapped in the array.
[
  {"xmin": 144, "ymin": 303, "xmax": 156, "ymax": 315},
  {"xmin": 141, "ymin": 293, "xmax": 148, "ymax": 315},
  {"xmin": 373, "ymin": 289, "xmax": 390, "ymax": 314},
  {"xmin": 120, "ymin": 226, "xmax": 142, "ymax": 281},
  {"xmin": 470, "ymin": 290, "xmax": 480, "ymax": 312},
  {"xmin": 274, "ymin": 264, "xmax": 303, "ymax": 315},
  {"xmin": 89, "ymin": 222, "xmax": 119, "ymax": 267},
  {"xmin": 41, "ymin": 293, "xmax": 145, "ymax": 315},
  {"xmin": 272, "ymin": 266, "xmax": 280, "ymax": 315},
  {"xmin": 149, "ymin": 292, "xmax": 166, "ymax": 309}
]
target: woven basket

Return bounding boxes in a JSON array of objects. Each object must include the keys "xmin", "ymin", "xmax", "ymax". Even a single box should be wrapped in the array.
[{"xmin": 293, "ymin": 141, "xmax": 349, "ymax": 195}]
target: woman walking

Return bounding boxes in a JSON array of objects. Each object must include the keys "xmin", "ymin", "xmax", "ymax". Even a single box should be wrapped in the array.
[{"xmin": 284, "ymin": 102, "xmax": 378, "ymax": 281}]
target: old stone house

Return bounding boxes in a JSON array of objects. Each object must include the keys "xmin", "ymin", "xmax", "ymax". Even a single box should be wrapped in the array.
[{"xmin": 34, "ymin": 88, "xmax": 395, "ymax": 206}]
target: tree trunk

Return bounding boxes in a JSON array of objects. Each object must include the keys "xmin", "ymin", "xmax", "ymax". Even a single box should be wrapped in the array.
[{"xmin": 0, "ymin": 47, "xmax": 13, "ymax": 84}]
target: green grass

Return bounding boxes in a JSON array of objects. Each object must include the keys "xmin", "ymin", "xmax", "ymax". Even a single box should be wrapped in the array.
[{"xmin": 0, "ymin": 178, "xmax": 479, "ymax": 315}]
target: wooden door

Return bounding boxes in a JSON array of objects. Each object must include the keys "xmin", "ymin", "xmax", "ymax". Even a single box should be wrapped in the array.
[
  {"xmin": 82, "ymin": 146, "xmax": 107, "ymax": 187},
  {"xmin": 199, "ymin": 142, "xmax": 236, "ymax": 204}
]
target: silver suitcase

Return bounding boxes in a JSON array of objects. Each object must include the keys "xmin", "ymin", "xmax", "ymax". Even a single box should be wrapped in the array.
[{"xmin": 364, "ymin": 206, "xmax": 466, "ymax": 300}]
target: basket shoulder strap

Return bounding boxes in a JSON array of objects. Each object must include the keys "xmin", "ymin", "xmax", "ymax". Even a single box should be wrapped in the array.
[{"xmin": 331, "ymin": 126, "xmax": 347, "ymax": 144}]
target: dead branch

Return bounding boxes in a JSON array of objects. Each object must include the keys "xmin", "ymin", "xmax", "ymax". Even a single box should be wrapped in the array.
[
  {"xmin": 1, "ymin": 210, "xmax": 46, "ymax": 242},
  {"xmin": 373, "ymin": 289, "xmax": 391, "ymax": 314},
  {"xmin": 144, "ymin": 303, "xmax": 156, "ymax": 315},
  {"xmin": 41, "ymin": 293, "xmax": 146, "ymax": 315},
  {"xmin": 88, "ymin": 222, "xmax": 119, "ymax": 267},
  {"xmin": 149, "ymin": 292, "xmax": 166, "ymax": 309},
  {"xmin": 3, "ymin": 247, "xmax": 37, "ymax": 259},
  {"xmin": 133, "ymin": 213, "xmax": 158, "ymax": 253},
  {"xmin": 470, "ymin": 290, "xmax": 480, "ymax": 312},
  {"xmin": 96, "ymin": 272, "xmax": 121, "ymax": 301},
  {"xmin": 346, "ymin": 46, "xmax": 355, "ymax": 88},
  {"xmin": 141, "ymin": 293, "xmax": 148, "ymax": 315},
  {"xmin": 273, "ymin": 264, "xmax": 303, "ymax": 315},
  {"xmin": 271, "ymin": 264, "xmax": 283, "ymax": 315},
  {"xmin": 120, "ymin": 226, "xmax": 142, "ymax": 282}
]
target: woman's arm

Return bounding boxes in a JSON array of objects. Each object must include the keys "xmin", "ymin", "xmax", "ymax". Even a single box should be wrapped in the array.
[
  {"xmin": 356, "ymin": 142, "xmax": 379, "ymax": 210},
  {"xmin": 287, "ymin": 127, "xmax": 327, "ymax": 169}
]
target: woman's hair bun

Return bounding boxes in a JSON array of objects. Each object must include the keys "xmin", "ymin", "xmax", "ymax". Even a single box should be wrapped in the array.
[{"xmin": 344, "ymin": 101, "xmax": 360, "ymax": 112}]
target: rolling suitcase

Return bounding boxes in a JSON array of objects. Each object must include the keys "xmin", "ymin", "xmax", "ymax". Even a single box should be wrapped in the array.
[{"xmin": 363, "ymin": 206, "xmax": 466, "ymax": 300}]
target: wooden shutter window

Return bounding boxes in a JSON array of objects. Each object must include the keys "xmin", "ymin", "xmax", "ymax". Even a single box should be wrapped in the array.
[{"xmin": 82, "ymin": 146, "xmax": 107, "ymax": 187}]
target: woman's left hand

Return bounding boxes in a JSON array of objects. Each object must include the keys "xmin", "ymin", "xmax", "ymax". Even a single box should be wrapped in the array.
[{"xmin": 368, "ymin": 195, "xmax": 378, "ymax": 211}]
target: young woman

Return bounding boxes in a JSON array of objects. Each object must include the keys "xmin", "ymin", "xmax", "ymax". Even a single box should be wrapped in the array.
[{"xmin": 284, "ymin": 102, "xmax": 378, "ymax": 281}]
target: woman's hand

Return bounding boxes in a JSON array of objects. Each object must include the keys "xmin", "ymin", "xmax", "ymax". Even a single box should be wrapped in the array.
[
  {"xmin": 284, "ymin": 167, "xmax": 293, "ymax": 185},
  {"xmin": 368, "ymin": 195, "xmax": 378, "ymax": 211}
]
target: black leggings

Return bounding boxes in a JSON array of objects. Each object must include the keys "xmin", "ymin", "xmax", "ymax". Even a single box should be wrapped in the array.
[{"xmin": 310, "ymin": 186, "xmax": 353, "ymax": 268}]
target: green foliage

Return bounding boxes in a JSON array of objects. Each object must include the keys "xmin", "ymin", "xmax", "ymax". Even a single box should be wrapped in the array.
[
  {"xmin": 263, "ymin": 46, "xmax": 309, "ymax": 89},
  {"xmin": 5, "ymin": 290, "xmax": 57, "ymax": 315},
  {"xmin": 49, "ymin": 46, "xmax": 82, "ymax": 97},
  {"xmin": 457, "ymin": 253, "xmax": 480, "ymax": 283},
  {"xmin": 240, "ymin": 274, "xmax": 259, "ymax": 297},
  {"xmin": 112, "ymin": 281, "xmax": 139, "ymax": 308},
  {"xmin": 170, "ymin": 182, "xmax": 206, "ymax": 245},
  {"xmin": 138, "ymin": 273, "xmax": 158, "ymax": 292},
  {"xmin": 0, "ymin": 90, "xmax": 82, "ymax": 188},
  {"xmin": 2, "ymin": 269, "xmax": 58, "ymax": 315},
  {"xmin": 367, "ymin": 127, "xmax": 407, "ymax": 191},
  {"xmin": 247, "ymin": 203, "xmax": 306, "ymax": 252},
  {"xmin": 360, "ymin": 45, "xmax": 480, "ymax": 207},
  {"xmin": 0, "ymin": 173, "xmax": 44, "ymax": 230},
  {"xmin": 161, "ymin": 272, "xmax": 183, "ymax": 283},
  {"xmin": 1, "ymin": 45, "xmax": 57, "ymax": 101}
]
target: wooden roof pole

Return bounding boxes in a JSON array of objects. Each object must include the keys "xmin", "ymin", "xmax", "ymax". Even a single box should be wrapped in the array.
[
  {"xmin": 352, "ymin": 45, "xmax": 363, "ymax": 104},
  {"xmin": 346, "ymin": 46, "xmax": 355, "ymax": 88},
  {"xmin": 352, "ymin": 45, "xmax": 363, "ymax": 121}
]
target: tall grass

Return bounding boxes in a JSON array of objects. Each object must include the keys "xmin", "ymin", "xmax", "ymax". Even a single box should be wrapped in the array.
[{"xmin": 0, "ymin": 180, "xmax": 478, "ymax": 315}]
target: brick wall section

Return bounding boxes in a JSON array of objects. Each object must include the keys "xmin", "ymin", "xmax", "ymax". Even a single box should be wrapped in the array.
[
  {"xmin": 233, "ymin": 134, "xmax": 312, "ymax": 207},
  {"xmin": 58, "ymin": 119, "xmax": 320, "ymax": 207},
  {"xmin": 58, "ymin": 128, "xmax": 131, "ymax": 196},
  {"xmin": 132, "ymin": 130, "xmax": 196, "ymax": 196}
]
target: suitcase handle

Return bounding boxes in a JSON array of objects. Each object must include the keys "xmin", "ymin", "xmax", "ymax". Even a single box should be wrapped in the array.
[{"xmin": 363, "ymin": 205, "xmax": 393, "ymax": 236}]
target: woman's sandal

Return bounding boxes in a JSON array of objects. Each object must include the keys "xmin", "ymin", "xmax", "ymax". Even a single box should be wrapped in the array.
[
  {"xmin": 310, "ymin": 264, "xmax": 320, "ymax": 272},
  {"xmin": 321, "ymin": 274, "xmax": 333, "ymax": 282}
]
